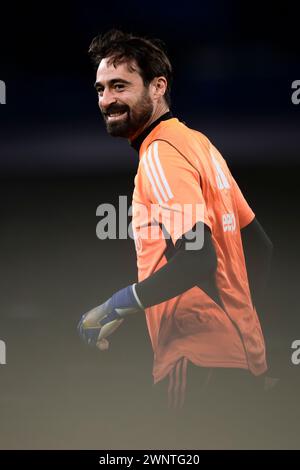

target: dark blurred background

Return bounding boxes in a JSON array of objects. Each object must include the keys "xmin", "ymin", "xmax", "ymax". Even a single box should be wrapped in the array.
[{"xmin": 0, "ymin": 0, "xmax": 300, "ymax": 449}]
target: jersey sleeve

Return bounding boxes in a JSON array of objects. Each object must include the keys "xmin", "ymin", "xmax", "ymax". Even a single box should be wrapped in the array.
[
  {"xmin": 231, "ymin": 177, "xmax": 255, "ymax": 229},
  {"xmin": 141, "ymin": 139, "xmax": 212, "ymax": 245}
]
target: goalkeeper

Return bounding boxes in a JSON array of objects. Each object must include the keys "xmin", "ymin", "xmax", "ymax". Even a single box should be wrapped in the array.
[{"xmin": 78, "ymin": 29, "xmax": 273, "ymax": 408}]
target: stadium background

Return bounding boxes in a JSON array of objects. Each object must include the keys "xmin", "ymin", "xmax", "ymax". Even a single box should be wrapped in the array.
[{"xmin": 0, "ymin": 0, "xmax": 299, "ymax": 449}]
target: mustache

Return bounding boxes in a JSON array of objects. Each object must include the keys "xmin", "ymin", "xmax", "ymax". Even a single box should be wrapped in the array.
[{"xmin": 102, "ymin": 104, "xmax": 129, "ymax": 116}]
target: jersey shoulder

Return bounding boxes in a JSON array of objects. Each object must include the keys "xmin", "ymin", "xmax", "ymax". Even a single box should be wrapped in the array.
[
  {"xmin": 140, "ymin": 118, "xmax": 212, "ymax": 170},
  {"xmin": 148, "ymin": 118, "xmax": 210, "ymax": 148}
]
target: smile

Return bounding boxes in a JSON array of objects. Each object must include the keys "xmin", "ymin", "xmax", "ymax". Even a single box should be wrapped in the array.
[{"xmin": 106, "ymin": 111, "xmax": 128, "ymax": 121}]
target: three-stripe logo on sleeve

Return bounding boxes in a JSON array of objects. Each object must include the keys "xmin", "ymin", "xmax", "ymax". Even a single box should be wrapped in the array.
[{"xmin": 142, "ymin": 141, "xmax": 174, "ymax": 204}]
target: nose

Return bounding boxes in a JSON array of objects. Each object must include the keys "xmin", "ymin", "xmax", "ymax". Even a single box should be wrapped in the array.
[{"xmin": 99, "ymin": 88, "xmax": 116, "ymax": 111}]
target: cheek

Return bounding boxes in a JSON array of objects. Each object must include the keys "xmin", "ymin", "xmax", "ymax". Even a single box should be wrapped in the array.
[
  {"xmin": 149, "ymin": 85, "xmax": 156, "ymax": 99},
  {"xmin": 121, "ymin": 93, "xmax": 134, "ymax": 105}
]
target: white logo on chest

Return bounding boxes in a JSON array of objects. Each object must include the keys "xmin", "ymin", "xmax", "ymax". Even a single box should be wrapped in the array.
[{"xmin": 222, "ymin": 213, "xmax": 236, "ymax": 232}]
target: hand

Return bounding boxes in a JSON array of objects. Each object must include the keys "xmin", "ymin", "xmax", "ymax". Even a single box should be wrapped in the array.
[
  {"xmin": 77, "ymin": 284, "xmax": 143, "ymax": 350},
  {"xmin": 77, "ymin": 300, "xmax": 124, "ymax": 350}
]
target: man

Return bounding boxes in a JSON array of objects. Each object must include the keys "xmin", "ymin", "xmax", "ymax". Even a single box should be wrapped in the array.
[{"xmin": 78, "ymin": 29, "xmax": 273, "ymax": 413}]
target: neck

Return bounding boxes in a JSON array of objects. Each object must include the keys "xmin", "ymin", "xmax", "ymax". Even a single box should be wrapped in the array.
[
  {"xmin": 130, "ymin": 110, "xmax": 173, "ymax": 153},
  {"xmin": 129, "ymin": 101, "xmax": 169, "ymax": 143}
]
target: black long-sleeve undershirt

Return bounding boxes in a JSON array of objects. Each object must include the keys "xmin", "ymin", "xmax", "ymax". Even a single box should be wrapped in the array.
[
  {"xmin": 135, "ymin": 218, "xmax": 273, "ymax": 311},
  {"xmin": 135, "ymin": 223, "xmax": 217, "ymax": 308},
  {"xmin": 241, "ymin": 217, "xmax": 273, "ymax": 310}
]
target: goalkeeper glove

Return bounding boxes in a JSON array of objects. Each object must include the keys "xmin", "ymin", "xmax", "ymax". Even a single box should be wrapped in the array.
[{"xmin": 77, "ymin": 284, "xmax": 143, "ymax": 349}]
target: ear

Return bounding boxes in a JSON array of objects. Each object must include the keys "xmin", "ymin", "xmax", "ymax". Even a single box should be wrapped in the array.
[{"xmin": 151, "ymin": 76, "xmax": 167, "ymax": 101}]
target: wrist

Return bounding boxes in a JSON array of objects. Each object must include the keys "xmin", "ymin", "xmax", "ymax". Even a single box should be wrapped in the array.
[
  {"xmin": 110, "ymin": 284, "xmax": 144, "ymax": 317},
  {"xmin": 132, "ymin": 283, "xmax": 144, "ymax": 309}
]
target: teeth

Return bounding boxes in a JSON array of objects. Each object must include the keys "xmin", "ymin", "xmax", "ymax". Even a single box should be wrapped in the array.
[{"xmin": 108, "ymin": 111, "xmax": 125, "ymax": 117}]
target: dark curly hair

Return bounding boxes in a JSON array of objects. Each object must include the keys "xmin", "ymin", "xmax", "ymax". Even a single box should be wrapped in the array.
[{"xmin": 88, "ymin": 29, "xmax": 173, "ymax": 107}]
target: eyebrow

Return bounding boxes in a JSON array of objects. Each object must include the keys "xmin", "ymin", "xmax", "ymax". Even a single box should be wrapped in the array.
[{"xmin": 94, "ymin": 78, "xmax": 131, "ymax": 89}]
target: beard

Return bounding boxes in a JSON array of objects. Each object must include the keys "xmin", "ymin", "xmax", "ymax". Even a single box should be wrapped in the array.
[{"xmin": 102, "ymin": 88, "xmax": 154, "ymax": 138}]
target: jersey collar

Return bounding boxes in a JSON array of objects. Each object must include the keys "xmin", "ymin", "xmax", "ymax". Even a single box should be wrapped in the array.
[{"xmin": 130, "ymin": 111, "xmax": 173, "ymax": 153}]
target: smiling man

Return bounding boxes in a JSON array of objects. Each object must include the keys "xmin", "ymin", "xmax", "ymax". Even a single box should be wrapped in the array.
[
  {"xmin": 95, "ymin": 60, "xmax": 157, "ymax": 139},
  {"xmin": 78, "ymin": 30, "xmax": 273, "ymax": 415},
  {"xmin": 93, "ymin": 39, "xmax": 171, "ymax": 142}
]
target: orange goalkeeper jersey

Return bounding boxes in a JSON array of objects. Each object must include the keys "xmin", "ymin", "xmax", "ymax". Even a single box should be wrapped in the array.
[{"xmin": 132, "ymin": 117, "xmax": 267, "ymax": 384}]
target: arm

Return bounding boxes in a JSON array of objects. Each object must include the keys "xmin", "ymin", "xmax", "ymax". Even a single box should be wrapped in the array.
[
  {"xmin": 78, "ymin": 140, "xmax": 217, "ymax": 348},
  {"xmin": 231, "ymin": 174, "xmax": 273, "ymax": 309},
  {"xmin": 241, "ymin": 217, "xmax": 273, "ymax": 310},
  {"xmin": 78, "ymin": 222, "xmax": 218, "ymax": 349},
  {"xmin": 135, "ymin": 222, "xmax": 217, "ymax": 307}
]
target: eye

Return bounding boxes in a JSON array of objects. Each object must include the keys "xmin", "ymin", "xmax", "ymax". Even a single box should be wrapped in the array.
[
  {"xmin": 114, "ymin": 83, "xmax": 125, "ymax": 91},
  {"xmin": 97, "ymin": 88, "xmax": 104, "ymax": 96}
]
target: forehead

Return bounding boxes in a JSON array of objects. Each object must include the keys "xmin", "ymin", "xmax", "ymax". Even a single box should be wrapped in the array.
[{"xmin": 96, "ymin": 58, "xmax": 143, "ymax": 85}]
